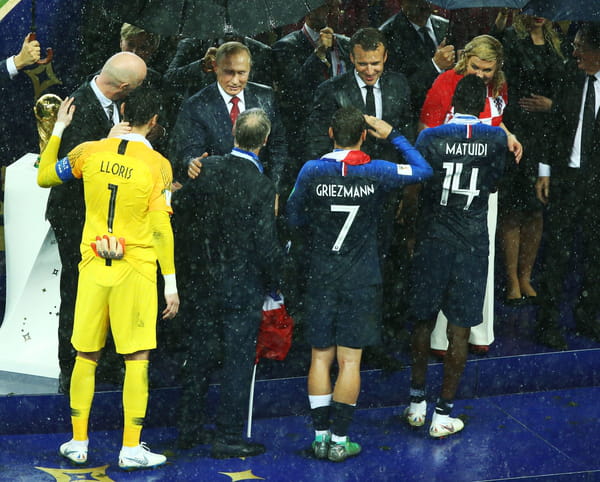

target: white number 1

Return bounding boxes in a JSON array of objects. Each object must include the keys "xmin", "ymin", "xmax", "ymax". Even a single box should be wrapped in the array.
[{"xmin": 331, "ymin": 204, "xmax": 359, "ymax": 251}]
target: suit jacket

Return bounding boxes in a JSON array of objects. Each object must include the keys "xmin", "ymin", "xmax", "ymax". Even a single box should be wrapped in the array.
[
  {"xmin": 170, "ymin": 81, "xmax": 289, "ymax": 191},
  {"xmin": 164, "ymin": 37, "xmax": 273, "ymax": 100},
  {"xmin": 46, "ymin": 81, "xmax": 114, "ymax": 227},
  {"xmin": 305, "ymin": 70, "xmax": 413, "ymax": 162},
  {"xmin": 550, "ymin": 71, "xmax": 600, "ymax": 191},
  {"xmin": 272, "ymin": 29, "xmax": 351, "ymax": 136},
  {"xmin": 379, "ymin": 12, "xmax": 449, "ymax": 113},
  {"xmin": 1, "ymin": 58, "xmax": 9, "ymax": 81},
  {"xmin": 172, "ymin": 153, "xmax": 283, "ymax": 307}
]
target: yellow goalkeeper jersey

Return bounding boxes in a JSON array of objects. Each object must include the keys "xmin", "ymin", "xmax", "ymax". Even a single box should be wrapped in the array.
[{"xmin": 68, "ymin": 135, "xmax": 173, "ymax": 279}]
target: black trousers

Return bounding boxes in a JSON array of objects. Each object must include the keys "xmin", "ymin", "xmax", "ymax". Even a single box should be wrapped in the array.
[
  {"xmin": 179, "ymin": 295, "xmax": 262, "ymax": 441},
  {"xmin": 538, "ymin": 170, "xmax": 600, "ymax": 325}
]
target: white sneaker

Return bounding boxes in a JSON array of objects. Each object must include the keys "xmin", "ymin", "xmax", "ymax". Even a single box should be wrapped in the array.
[
  {"xmin": 404, "ymin": 400, "xmax": 427, "ymax": 427},
  {"xmin": 59, "ymin": 439, "xmax": 88, "ymax": 464},
  {"xmin": 118, "ymin": 442, "xmax": 166, "ymax": 470},
  {"xmin": 429, "ymin": 412, "xmax": 464, "ymax": 438}
]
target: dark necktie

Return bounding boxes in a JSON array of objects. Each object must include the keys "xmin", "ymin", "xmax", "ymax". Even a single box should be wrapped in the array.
[
  {"xmin": 105, "ymin": 103, "xmax": 115, "ymax": 125},
  {"xmin": 581, "ymin": 75, "xmax": 596, "ymax": 166},
  {"xmin": 230, "ymin": 96, "xmax": 240, "ymax": 125},
  {"xmin": 365, "ymin": 85, "xmax": 376, "ymax": 117},
  {"xmin": 419, "ymin": 26, "xmax": 436, "ymax": 57}
]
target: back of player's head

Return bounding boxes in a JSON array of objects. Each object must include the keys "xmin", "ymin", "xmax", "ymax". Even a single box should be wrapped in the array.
[
  {"xmin": 330, "ymin": 106, "xmax": 367, "ymax": 146},
  {"xmin": 122, "ymin": 87, "xmax": 162, "ymax": 126},
  {"xmin": 350, "ymin": 27, "xmax": 387, "ymax": 53},
  {"xmin": 234, "ymin": 108, "xmax": 271, "ymax": 150},
  {"xmin": 452, "ymin": 75, "xmax": 486, "ymax": 116}
]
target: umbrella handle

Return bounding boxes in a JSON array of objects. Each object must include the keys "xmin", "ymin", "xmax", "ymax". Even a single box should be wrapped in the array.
[{"xmin": 27, "ymin": 32, "xmax": 53, "ymax": 65}]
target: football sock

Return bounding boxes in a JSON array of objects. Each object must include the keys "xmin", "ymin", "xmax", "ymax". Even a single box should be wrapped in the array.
[
  {"xmin": 70, "ymin": 356, "xmax": 97, "ymax": 441},
  {"xmin": 435, "ymin": 397, "xmax": 454, "ymax": 416},
  {"xmin": 330, "ymin": 400, "xmax": 355, "ymax": 438},
  {"xmin": 409, "ymin": 386, "xmax": 426, "ymax": 403},
  {"xmin": 122, "ymin": 359, "xmax": 149, "ymax": 447},
  {"xmin": 309, "ymin": 393, "xmax": 332, "ymax": 432}
]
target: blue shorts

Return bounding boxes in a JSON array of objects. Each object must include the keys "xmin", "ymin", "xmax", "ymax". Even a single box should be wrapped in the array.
[
  {"xmin": 409, "ymin": 238, "xmax": 487, "ymax": 328},
  {"xmin": 303, "ymin": 283, "xmax": 382, "ymax": 349}
]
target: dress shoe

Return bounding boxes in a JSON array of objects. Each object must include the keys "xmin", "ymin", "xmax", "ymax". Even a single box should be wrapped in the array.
[
  {"xmin": 469, "ymin": 344, "xmax": 489, "ymax": 355},
  {"xmin": 535, "ymin": 324, "xmax": 567, "ymax": 350},
  {"xmin": 210, "ymin": 439, "xmax": 266, "ymax": 459},
  {"xmin": 177, "ymin": 429, "xmax": 215, "ymax": 449}
]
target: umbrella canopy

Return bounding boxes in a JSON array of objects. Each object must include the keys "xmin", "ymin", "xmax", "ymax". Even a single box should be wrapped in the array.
[
  {"xmin": 107, "ymin": 0, "xmax": 326, "ymax": 38},
  {"xmin": 522, "ymin": 0, "xmax": 600, "ymax": 22},
  {"xmin": 431, "ymin": 0, "xmax": 527, "ymax": 9}
]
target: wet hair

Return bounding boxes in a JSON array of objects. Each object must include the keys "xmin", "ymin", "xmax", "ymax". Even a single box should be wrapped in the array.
[
  {"xmin": 330, "ymin": 106, "xmax": 367, "ymax": 147},
  {"xmin": 234, "ymin": 108, "xmax": 271, "ymax": 150},
  {"xmin": 122, "ymin": 87, "xmax": 162, "ymax": 126},
  {"xmin": 350, "ymin": 27, "xmax": 387, "ymax": 53},
  {"xmin": 579, "ymin": 22, "xmax": 600, "ymax": 51},
  {"xmin": 455, "ymin": 35, "xmax": 505, "ymax": 97},
  {"xmin": 512, "ymin": 14, "xmax": 564, "ymax": 59},
  {"xmin": 215, "ymin": 41, "xmax": 252, "ymax": 66},
  {"xmin": 120, "ymin": 23, "xmax": 160, "ymax": 49},
  {"xmin": 452, "ymin": 75, "xmax": 486, "ymax": 116}
]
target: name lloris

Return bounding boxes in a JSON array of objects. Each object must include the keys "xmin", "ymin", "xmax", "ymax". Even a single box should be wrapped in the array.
[
  {"xmin": 100, "ymin": 160, "xmax": 133, "ymax": 179},
  {"xmin": 315, "ymin": 183, "xmax": 375, "ymax": 198},
  {"xmin": 445, "ymin": 142, "xmax": 488, "ymax": 156}
]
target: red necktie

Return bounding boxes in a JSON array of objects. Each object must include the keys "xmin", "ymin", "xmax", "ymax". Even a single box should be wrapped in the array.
[{"xmin": 230, "ymin": 96, "xmax": 240, "ymax": 125}]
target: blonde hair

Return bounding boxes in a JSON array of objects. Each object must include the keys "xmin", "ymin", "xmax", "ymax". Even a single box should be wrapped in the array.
[
  {"xmin": 512, "ymin": 14, "xmax": 565, "ymax": 60},
  {"xmin": 455, "ymin": 35, "xmax": 505, "ymax": 97}
]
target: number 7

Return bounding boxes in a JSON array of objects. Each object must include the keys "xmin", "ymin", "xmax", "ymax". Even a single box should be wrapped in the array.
[{"xmin": 331, "ymin": 204, "xmax": 359, "ymax": 251}]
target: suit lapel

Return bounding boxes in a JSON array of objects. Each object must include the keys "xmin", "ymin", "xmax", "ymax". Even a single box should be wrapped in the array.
[{"xmin": 83, "ymin": 83, "xmax": 113, "ymax": 131}]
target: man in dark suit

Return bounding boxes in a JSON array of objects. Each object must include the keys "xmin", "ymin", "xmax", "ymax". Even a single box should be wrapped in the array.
[
  {"xmin": 164, "ymin": 34, "xmax": 272, "ymax": 101},
  {"xmin": 534, "ymin": 23, "xmax": 600, "ymax": 350},
  {"xmin": 272, "ymin": 0, "xmax": 350, "ymax": 176},
  {"xmin": 170, "ymin": 41, "xmax": 288, "ymax": 192},
  {"xmin": 172, "ymin": 108, "xmax": 283, "ymax": 458},
  {"xmin": 306, "ymin": 27, "xmax": 412, "ymax": 163},
  {"xmin": 47, "ymin": 52, "xmax": 146, "ymax": 392},
  {"xmin": 379, "ymin": 0, "xmax": 454, "ymax": 114}
]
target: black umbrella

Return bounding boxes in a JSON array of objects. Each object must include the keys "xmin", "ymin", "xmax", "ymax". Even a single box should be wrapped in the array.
[
  {"xmin": 431, "ymin": 0, "xmax": 527, "ymax": 8},
  {"xmin": 522, "ymin": 0, "xmax": 600, "ymax": 21},
  {"xmin": 107, "ymin": 0, "xmax": 326, "ymax": 38}
]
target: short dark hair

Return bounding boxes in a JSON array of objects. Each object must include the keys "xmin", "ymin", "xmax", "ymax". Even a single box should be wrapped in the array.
[
  {"xmin": 350, "ymin": 27, "xmax": 386, "ymax": 53},
  {"xmin": 234, "ymin": 108, "xmax": 271, "ymax": 150},
  {"xmin": 452, "ymin": 75, "xmax": 486, "ymax": 116},
  {"xmin": 579, "ymin": 22, "xmax": 600, "ymax": 50},
  {"xmin": 331, "ymin": 106, "xmax": 366, "ymax": 146},
  {"xmin": 215, "ymin": 41, "xmax": 252, "ymax": 65},
  {"xmin": 122, "ymin": 87, "xmax": 162, "ymax": 126}
]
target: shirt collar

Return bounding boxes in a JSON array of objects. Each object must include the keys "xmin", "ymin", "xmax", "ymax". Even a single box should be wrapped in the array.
[
  {"xmin": 90, "ymin": 76, "xmax": 114, "ymax": 109},
  {"xmin": 408, "ymin": 17, "xmax": 434, "ymax": 35},
  {"xmin": 118, "ymin": 132, "xmax": 153, "ymax": 149},
  {"xmin": 231, "ymin": 147, "xmax": 263, "ymax": 173},
  {"xmin": 354, "ymin": 70, "xmax": 381, "ymax": 90},
  {"xmin": 447, "ymin": 113, "xmax": 482, "ymax": 125},
  {"xmin": 217, "ymin": 82, "xmax": 245, "ymax": 106}
]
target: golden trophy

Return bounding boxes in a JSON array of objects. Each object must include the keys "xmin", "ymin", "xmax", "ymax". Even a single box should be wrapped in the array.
[{"xmin": 33, "ymin": 93, "xmax": 62, "ymax": 166}]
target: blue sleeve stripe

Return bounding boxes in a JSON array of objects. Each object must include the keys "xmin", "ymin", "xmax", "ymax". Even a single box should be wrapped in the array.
[{"xmin": 55, "ymin": 157, "xmax": 75, "ymax": 182}]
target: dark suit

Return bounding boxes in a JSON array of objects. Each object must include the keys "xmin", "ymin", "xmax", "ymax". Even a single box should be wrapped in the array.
[
  {"xmin": 170, "ymin": 82, "xmax": 289, "ymax": 191},
  {"xmin": 1, "ymin": 58, "xmax": 9, "ymax": 81},
  {"xmin": 305, "ymin": 70, "xmax": 413, "ymax": 161},
  {"xmin": 45, "ymin": 81, "xmax": 116, "ymax": 388},
  {"xmin": 272, "ymin": 28, "xmax": 351, "ymax": 182},
  {"xmin": 537, "ymin": 71, "xmax": 600, "ymax": 332},
  {"xmin": 172, "ymin": 152, "xmax": 283, "ymax": 443},
  {"xmin": 379, "ymin": 12, "xmax": 449, "ymax": 113},
  {"xmin": 164, "ymin": 37, "xmax": 273, "ymax": 100}
]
